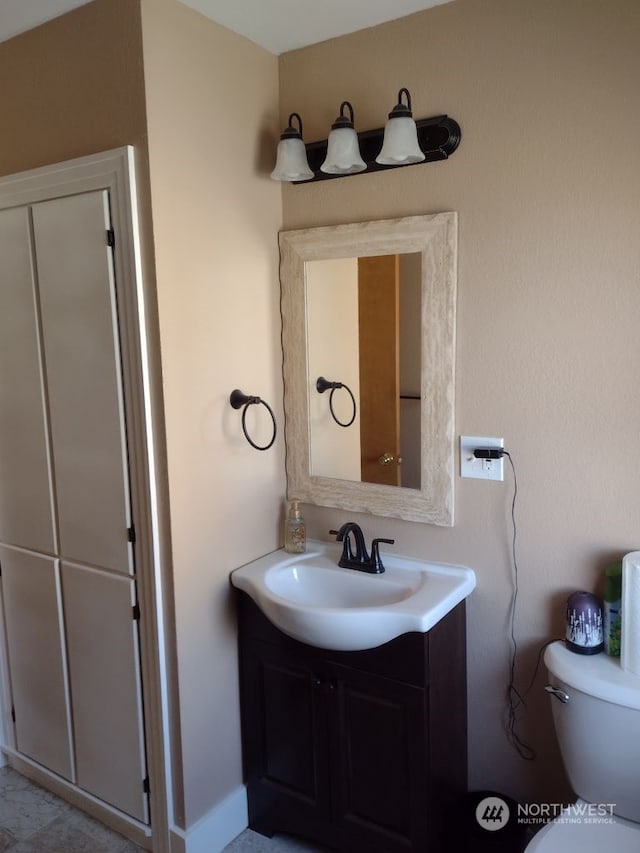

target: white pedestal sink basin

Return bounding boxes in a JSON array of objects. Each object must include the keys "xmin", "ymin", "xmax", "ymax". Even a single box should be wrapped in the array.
[{"xmin": 231, "ymin": 540, "xmax": 476, "ymax": 651}]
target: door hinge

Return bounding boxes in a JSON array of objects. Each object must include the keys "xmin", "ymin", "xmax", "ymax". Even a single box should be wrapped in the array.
[
  {"xmin": 132, "ymin": 603, "xmax": 141, "ymax": 622},
  {"xmin": 143, "ymin": 775, "xmax": 150, "ymax": 794},
  {"xmin": 127, "ymin": 525, "xmax": 136, "ymax": 545},
  {"xmin": 107, "ymin": 228, "xmax": 115, "ymax": 248}
]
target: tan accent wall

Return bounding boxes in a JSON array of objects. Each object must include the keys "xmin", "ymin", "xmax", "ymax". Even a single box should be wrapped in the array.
[
  {"xmin": 279, "ymin": 0, "xmax": 640, "ymax": 805},
  {"xmin": 140, "ymin": 0, "xmax": 283, "ymax": 828},
  {"xmin": 0, "ymin": 0, "xmax": 147, "ymax": 176}
]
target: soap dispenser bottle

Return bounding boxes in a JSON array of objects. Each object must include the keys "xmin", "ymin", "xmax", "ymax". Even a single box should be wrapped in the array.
[{"xmin": 284, "ymin": 498, "xmax": 306, "ymax": 554}]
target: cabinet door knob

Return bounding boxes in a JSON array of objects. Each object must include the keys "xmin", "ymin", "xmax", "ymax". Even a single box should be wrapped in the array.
[{"xmin": 311, "ymin": 676, "xmax": 337, "ymax": 692}]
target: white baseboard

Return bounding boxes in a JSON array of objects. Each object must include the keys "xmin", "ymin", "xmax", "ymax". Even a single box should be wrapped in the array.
[{"xmin": 170, "ymin": 786, "xmax": 248, "ymax": 853}]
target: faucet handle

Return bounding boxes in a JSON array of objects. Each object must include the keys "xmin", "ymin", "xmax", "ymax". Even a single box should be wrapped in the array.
[
  {"xmin": 370, "ymin": 538, "xmax": 395, "ymax": 573},
  {"xmin": 329, "ymin": 528, "xmax": 355, "ymax": 561}
]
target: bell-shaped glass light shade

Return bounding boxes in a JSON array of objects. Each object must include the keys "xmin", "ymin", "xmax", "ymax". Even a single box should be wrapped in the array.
[
  {"xmin": 270, "ymin": 113, "xmax": 313, "ymax": 182},
  {"xmin": 271, "ymin": 137, "xmax": 314, "ymax": 181},
  {"xmin": 376, "ymin": 88, "xmax": 425, "ymax": 166},
  {"xmin": 321, "ymin": 102, "xmax": 366, "ymax": 175}
]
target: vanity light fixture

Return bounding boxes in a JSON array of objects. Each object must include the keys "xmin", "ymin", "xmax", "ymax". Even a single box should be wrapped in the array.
[
  {"xmin": 270, "ymin": 112, "xmax": 314, "ymax": 182},
  {"xmin": 271, "ymin": 87, "xmax": 460, "ymax": 184},
  {"xmin": 320, "ymin": 101, "xmax": 367, "ymax": 175}
]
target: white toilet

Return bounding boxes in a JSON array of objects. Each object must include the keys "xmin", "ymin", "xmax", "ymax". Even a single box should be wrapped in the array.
[{"xmin": 526, "ymin": 640, "xmax": 640, "ymax": 851}]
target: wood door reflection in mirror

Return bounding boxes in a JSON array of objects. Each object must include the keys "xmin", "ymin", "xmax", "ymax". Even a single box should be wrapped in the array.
[{"xmin": 358, "ymin": 254, "xmax": 400, "ymax": 487}]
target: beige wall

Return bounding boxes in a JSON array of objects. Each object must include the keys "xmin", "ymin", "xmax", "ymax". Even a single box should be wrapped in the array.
[
  {"xmin": 279, "ymin": 0, "xmax": 640, "ymax": 805},
  {"xmin": 140, "ymin": 0, "xmax": 284, "ymax": 828},
  {"xmin": 0, "ymin": 0, "xmax": 147, "ymax": 176}
]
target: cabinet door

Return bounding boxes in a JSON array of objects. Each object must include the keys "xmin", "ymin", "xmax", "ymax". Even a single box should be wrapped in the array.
[
  {"xmin": 0, "ymin": 186, "xmax": 149, "ymax": 828},
  {"xmin": 32, "ymin": 192, "xmax": 133, "ymax": 575},
  {"xmin": 61, "ymin": 562, "xmax": 148, "ymax": 822},
  {"xmin": 240, "ymin": 640, "xmax": 332, "ymax": 837},
  {"xmin": 0, "ymin": 207, "xmax": 54, "ymax": 553},
  {"xmin": 0, "ymin": 546, "xmax": 72, "ymax": 779},
  {"xmin": 329, "ymin": 662, "xmax": 429, "ymax": 852}
]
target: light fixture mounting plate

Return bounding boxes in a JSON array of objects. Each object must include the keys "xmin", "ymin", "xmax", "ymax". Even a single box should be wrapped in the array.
[{"xmin": 296, "ymin": 114, "xmax": 461, "ymax": 183}]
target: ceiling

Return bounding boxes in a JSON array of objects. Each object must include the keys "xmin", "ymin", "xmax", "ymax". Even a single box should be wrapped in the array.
[{"xmin": 0, "ymin": 0, "xmax": 453, "ymax": 54}]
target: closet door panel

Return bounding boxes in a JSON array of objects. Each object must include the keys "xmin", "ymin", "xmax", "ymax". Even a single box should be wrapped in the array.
[
  {"xmin": 61, "ymin": 562, "xmax": 147, "ymax": 822},
  {"xmin": 32, "ymin": 192, "xmax": 133, "ymax": 575},
  {"xmin": 0, "ymin": 207, "xmax": 54, "ymax": 552},
  {"xmin": 0, "ymin": 546, "xmax": 72, "ymax": 779}
]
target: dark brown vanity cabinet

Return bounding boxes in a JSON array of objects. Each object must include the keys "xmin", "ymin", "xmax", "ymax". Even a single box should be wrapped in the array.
[{"xmin": 237, "ymin": 592, "xmax": 468, "ymax": 853}]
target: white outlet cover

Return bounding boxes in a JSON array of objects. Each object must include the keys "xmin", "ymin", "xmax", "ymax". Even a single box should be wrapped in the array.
[{"xmin": 460, "ymin": 436, "xmax": 504, "ymax": 481}]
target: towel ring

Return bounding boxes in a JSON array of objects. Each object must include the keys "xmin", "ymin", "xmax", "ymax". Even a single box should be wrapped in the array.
[
  {"xmin": 316, "ymin": 376, "xmax": 357, "ymax": 428},
  {"xmin": 229, "ymin": 389, "xmax": 277, "ymax": 451}
]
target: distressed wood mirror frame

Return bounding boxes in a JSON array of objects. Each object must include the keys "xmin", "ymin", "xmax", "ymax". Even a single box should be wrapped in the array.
[{"xmin": 280, "ymin": 212, "xmax": 457, "ymax": 525}]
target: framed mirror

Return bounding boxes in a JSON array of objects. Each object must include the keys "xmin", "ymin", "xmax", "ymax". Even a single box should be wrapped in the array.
[{"xmin": 280, "ymin": 213, "xmax": 457, "ymax": 525}]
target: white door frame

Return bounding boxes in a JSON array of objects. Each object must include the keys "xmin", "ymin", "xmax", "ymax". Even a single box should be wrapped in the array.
[{"xmin": 0, "ymin": 147, "xmax": 171, "ymax": 853}]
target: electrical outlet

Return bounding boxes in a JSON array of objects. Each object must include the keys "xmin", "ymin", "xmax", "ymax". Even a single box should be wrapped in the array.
[{"xmin": 460, "ymin": 436, "xmax": 504, "ymax": 481}]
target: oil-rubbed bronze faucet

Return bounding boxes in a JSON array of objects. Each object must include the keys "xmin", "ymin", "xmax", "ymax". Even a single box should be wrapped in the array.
[{"xmin": 329, "ymin": 523, "xmax": 395, "ymax": 574}]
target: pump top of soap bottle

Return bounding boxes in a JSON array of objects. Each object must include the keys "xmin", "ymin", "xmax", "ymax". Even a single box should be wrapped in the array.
[
  {"xmin": 284, "ymin": 498, "xmax": 306, "ymax": 554},
  {"xmin": 290, "ymin": 499, "xmax": 301, "ymax": 518}
]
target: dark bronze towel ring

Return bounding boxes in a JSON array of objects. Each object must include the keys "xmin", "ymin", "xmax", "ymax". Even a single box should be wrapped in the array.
[
  {"xmin": 316, "ymin": 376, "xmax": 357, "ymax": 428},
  {"xmin": 229, "ymin": 389, "xmax": 277, "ymax": 450}
]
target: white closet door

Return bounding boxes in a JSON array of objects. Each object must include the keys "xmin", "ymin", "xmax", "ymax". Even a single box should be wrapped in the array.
[
  {"xmin": 0, "ymin": 207, "xmax": 54, "ymax": 553},
  {"xmin": 32, "ymin": 192, "xmax": 133, "ymax": 575},
  {"xmin": 0, "ymin": 546, "xmax": 73, "ymax": 779},
  {"xmin": 61, "ymin": 562, "xmax": 148, "ymax": 822}
]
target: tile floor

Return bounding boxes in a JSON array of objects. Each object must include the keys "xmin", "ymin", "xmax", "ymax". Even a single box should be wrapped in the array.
[
  {"xmin": 0, "ymin": 765, "xmax": 143, "ymax": 852},
  {"xmin": 0, "ymin": 764, "xmax": 327, "ymax": 853},
  {"xmin": 223, "ymin": 831, "xmax": 328, "ymax": 852},
  {"xmin": 0, "ymin": 766, "xmax": 539, "ymax": 851}
]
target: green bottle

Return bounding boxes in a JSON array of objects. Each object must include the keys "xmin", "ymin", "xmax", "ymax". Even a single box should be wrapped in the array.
[{"xmin": 603, "ymin": 561, "xmax": 622, "ymax": 656}]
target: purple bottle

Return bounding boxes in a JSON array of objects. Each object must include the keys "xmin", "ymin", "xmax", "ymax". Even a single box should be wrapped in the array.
[{"xmin": 565, "ymin": 591, "xmax": 604, "ymax": 655}]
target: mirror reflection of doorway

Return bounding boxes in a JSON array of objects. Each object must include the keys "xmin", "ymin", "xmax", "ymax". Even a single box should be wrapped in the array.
[{"xmin": 307, "ymin": 252, "xmax": 422, "ymax": 489}]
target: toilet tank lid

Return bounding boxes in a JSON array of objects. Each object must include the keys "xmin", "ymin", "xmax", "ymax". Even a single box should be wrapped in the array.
[{"xmin": 545, "ymin": 641, "xmax": 640, "ymax": 710}]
